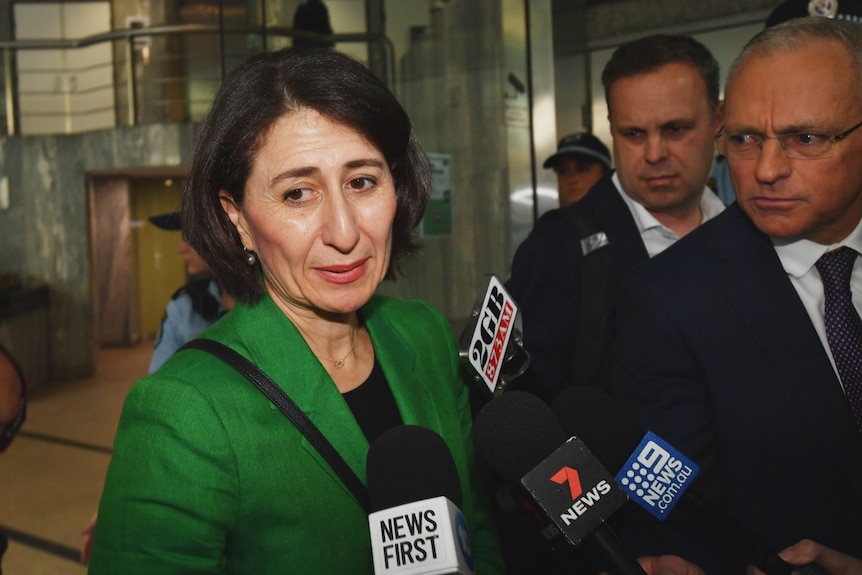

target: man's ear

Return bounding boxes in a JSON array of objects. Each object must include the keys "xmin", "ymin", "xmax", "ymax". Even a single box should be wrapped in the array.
[
  {"xmin": 219, "ymin": 191, "xmax": 253, "ymax": 250},
  {"xmin": 714, "ymin": 100, "xmax": 725, "ymax": 134}
]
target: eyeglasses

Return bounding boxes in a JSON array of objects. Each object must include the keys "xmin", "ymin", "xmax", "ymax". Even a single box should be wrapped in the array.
[{"xmin": 715, "ymin": 119, "xmax": 862, "ymax": 160}]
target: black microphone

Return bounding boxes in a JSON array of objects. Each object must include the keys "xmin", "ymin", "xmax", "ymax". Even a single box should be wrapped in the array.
[
  {"xmin": 551, "ymin": 386, "xmax": 827, "ymax": 575},
  {"xmin": 458, "ymin": 274, "xmax": 530, "ymax": 397},
  {"xmin": 366, "ymin": 425, "xmax": 475, "ymax": 575},
  {"xmin": 472, "ymin": 391, "xmax": 648, "ymax": 575}
]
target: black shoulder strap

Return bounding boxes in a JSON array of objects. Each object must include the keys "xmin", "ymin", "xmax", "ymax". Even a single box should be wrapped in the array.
[
  {"xmin": 560, "ymin": 202, "xmax": 614, "ymax": 386},
  {"xmin": 180, "ymin": 338, "xmax": 370, "ymax": 513},
  {"xmin": 181, "ymin": 278, "xmax": 222, "ymax": 321}
]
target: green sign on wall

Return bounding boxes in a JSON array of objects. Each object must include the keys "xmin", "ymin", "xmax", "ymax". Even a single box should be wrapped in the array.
[{"xmin": 422, "ymin": 153, "xmax": 453, "ymax": 237}]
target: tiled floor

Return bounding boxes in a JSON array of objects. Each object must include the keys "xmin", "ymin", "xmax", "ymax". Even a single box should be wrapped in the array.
[{"xmin": 0, "ymin": 341, "xmax": 151, "ymax": 574}]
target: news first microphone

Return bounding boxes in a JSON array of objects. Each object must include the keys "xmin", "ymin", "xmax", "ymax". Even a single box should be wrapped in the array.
[
  {"xmin": 366, "ymin": 425, "xmax": 475, "ymax": 575},
  {"xmin": 458, "ymin": 274, "xmax": 530, "ymax": 397},
  {"xmin": 472, "ymin": 391, "xmax": 648, "ymax": 575},
  {"xmin": 550, "ymin": 386, "xmax": 828, "ymax": 575}
]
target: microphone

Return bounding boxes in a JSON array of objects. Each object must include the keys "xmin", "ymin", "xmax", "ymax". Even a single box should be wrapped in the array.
[
  {"xmin": 366, "ymin": 425, "xmax": 475, "ymax": 575},
  {"xmin": 551, "ymin": 386, "xmax": 827, "ymax": 575},
  {"xmin": 458, "ymin": 274, "xmax": 530, "ymax": 396},
  {"xmin": 472, "ymin": 391, "xmax": 647, "ymax": 575}
]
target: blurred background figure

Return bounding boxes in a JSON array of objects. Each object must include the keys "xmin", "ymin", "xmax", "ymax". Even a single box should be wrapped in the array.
[
  {"xmin": 147, "ymin": 212, "xmax": 234, "ymax": 373},
  {"xmin": 542, "ymin": 132, "xmax": 612, "ymax": 207},
  {"xmin": 0, "ymin": 331, "xmax": 25, "ymax": 574},
  {"xmin": 0, "ymin": 333, "xmax": 25, "ymax": 451},
  {"xmin": 292, "ymin": 0, "xmax": 334, "ymax": 49}
]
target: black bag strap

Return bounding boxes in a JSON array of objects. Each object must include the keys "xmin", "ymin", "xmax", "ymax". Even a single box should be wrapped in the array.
[
  {"xmin": 180, "ymin": 338, "xmax": 370, "ymax": 513},
  {"xmin": 560, "ymin": 202, "xmax": 614, "ymax": 386}
]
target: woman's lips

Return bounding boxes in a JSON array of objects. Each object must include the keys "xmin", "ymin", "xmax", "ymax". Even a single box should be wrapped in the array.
[{"xmin": 315, "ymin": 259, "xmax": 369, "ymax": 284}]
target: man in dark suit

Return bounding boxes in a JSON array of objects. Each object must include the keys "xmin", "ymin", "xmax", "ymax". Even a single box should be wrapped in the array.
[
  {"xmin": 606, "ymin": 17, "xmax": 862, "ymax": 573},
  {"xmin": 507, "ymin": 34, "xmax": 725, "ymax": 398}
]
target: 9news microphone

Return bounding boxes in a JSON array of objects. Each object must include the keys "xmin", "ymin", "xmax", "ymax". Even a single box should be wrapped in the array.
[
  {"xmin": 551, "ymin": 386, "xmax": 827, "ymax": 575},
  {"xmin": 366, "ymin": 425, "xmax": 475, "ymax": 575},
  {"xmin": 472, "ymin": 391, "xmax": 647, "ymax": 575}
]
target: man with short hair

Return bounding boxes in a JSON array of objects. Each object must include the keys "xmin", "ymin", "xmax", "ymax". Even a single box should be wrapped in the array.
[
  {"xmin": 606, "ymin": 17, "xmax": 862, "ymax": 572},
  {"xmin": 543, "ymin": 131, "xmax": 612, "ymax": 207},
  {"xmin": 507, "ymin": 34, "xmax": 724, "ymax": 398}
]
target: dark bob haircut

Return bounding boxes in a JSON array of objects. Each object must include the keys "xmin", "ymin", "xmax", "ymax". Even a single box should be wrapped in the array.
[
  {"xmin": 182, "ymin": 48, "xmax": 430, "ymax": 304},
  {"xmin": 601, "ymin": 34, "xmax": 720, "ymax": 116}
]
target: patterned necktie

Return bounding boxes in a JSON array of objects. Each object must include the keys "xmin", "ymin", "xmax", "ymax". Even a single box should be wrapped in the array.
[{"xmin": 815, "ymin": 247, "xmax": 862, "ymax": 433}]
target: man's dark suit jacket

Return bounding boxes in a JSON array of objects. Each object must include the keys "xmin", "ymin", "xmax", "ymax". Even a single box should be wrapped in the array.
[
  {"xmin": 507, "ymin": 174, "xmax": 648, "ymax": 397},
  {"xmin": 605, "ymin": 202, "xmax": 862, "ymax": 568}
]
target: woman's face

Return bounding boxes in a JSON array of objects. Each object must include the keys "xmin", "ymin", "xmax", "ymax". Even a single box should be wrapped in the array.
[
  {"xmin": 176, "ymin": 240, "xmax": 211, "ymax": 277},
  {"xmin": 222, "ymin": 108, "xmax": 397, "ymax": 318}
]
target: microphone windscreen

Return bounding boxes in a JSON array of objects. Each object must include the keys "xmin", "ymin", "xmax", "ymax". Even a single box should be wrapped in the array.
[
  {"xmin": 551, "ymin": 386, "xmax": 645, "ymax": 474},
  {"xmin": 366, "ymin": 425, "xmax": 463, "ymax": 512},
  {"xmin": 472, "ymin": 391, "xmax": 566, "ymax": 484}
]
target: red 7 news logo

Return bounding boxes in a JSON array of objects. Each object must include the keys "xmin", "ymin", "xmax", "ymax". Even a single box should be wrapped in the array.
[{"xmin": 551, "ymin": 466, "xmax": 583, "ymax": 500}]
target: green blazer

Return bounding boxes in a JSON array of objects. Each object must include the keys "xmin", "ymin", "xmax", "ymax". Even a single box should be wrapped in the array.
[{"xmin": 89, "ymin": 294, "xmax": 504, "ymax": 574}]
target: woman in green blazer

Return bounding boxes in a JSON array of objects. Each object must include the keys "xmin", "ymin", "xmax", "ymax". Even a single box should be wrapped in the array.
[{"xmin": 88, "ymin": 48, "xmax": 504, "ymax": 574}]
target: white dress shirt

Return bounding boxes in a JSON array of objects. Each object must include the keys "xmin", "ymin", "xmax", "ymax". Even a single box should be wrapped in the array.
[
  {"xmin": 773, "ymin": 217, "xmax": 862, "ymax": 385},
  {"xmin": 612, "ymin": 172, "xmax": 726, "ymax": 258}
]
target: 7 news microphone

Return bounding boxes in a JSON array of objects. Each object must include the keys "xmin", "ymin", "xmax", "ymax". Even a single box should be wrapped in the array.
[
  {"xmin": 551, "ymin": 386, "xmax": 828, "ymax": 575},
  {"xmin": 472, "ymin": 390, "xmax": 648, "ymax": 575},
  {"xmin": 366, "ymin": 425, "xmax": 476, "ymax": 575}
]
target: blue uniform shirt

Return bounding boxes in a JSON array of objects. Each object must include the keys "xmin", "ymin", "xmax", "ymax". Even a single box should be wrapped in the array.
[{"xmin": 149, "ymin": 278, "xmax": 225, "ymax": 373}]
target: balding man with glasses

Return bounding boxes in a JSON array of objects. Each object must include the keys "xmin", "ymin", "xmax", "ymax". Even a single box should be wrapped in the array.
[{"xmin": 603, "ymin": 17, "xmax": 862, "ymax": 574}]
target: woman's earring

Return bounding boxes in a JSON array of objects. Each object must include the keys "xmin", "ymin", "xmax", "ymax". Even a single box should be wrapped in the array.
[{"xmin": 244, "ymin": 248, "xmax": 257, "ymax": 266}]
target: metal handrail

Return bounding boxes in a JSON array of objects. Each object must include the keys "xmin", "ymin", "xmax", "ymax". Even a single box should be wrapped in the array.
[{"xmin": 0, "ymin": 24, "xmax": 397, "ymax": 136}]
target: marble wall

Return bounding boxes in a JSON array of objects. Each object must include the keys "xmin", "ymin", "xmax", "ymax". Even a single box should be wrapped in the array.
[
  {"xmin": 382, "ymin": 0, "xmax": 524, "ymax": 321},
  {"xmin": 0, "ymin": 124, "xmax": 197, "ymax": 379}
]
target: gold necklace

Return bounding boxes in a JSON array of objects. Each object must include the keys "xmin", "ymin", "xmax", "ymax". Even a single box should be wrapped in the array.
[{"xmin": 316, "ymin": 325, "xmax": 356, "ymax": 369}]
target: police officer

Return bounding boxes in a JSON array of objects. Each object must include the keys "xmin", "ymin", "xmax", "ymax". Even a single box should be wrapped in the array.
[
  {"xmin": 543, "ymin": 132, "xmax": 612, "ymax": 207},
  {"xmin": 148, "ymin": 212, "xmax": 234, "ymax": 373}
]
